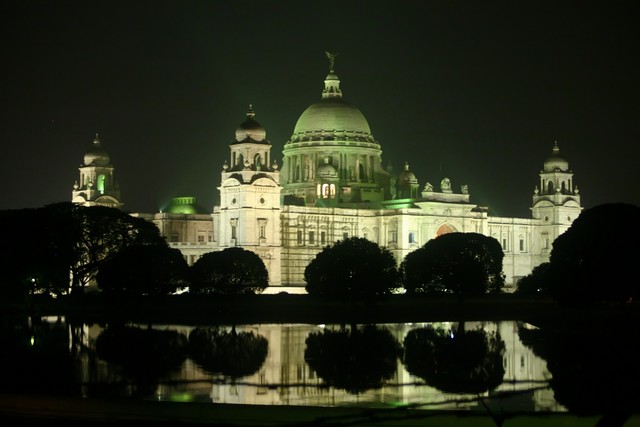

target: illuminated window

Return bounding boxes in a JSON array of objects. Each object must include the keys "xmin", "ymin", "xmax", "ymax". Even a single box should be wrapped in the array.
[{"xmin": 97, "ymin": 174, "xmax": 106, "ymax": 194}]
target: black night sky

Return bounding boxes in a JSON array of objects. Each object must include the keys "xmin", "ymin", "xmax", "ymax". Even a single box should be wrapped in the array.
[{"xmin": 2, "ymin": 0, "xmax": 638, "ymax": 218}]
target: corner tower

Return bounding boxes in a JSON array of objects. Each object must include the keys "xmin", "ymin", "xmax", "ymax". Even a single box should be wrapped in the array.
[
  {"xmin": 531, "ymin": 141, "xmax": 582, "ymax": 249},
  {"xmin": 72, "ymin": 134, "xmax": 122, "ymax": 208},
  {"xmin": 280, "ymin": 52, "xmax": 391, "ymax": 206},
  {"xmin": 213, "ymin": 106, "xmax": 282, "ymax": 285}
]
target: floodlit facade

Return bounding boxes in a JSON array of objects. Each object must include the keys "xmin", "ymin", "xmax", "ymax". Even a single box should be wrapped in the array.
[{"xmin": 75, "ymin": 61, "xmax": 582, "ymax": 293}]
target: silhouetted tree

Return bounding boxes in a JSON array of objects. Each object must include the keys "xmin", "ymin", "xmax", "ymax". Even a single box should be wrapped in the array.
[
  {"xmin": 304, "ymin": 324, "xmax": 402, "ymax": 394},
  {"xmin": 403, "ymin": 324, "xmax": 505, "ymax": 394},
  {"xmin": 190, "ymin": 247, "xmax": 268, "ymax": 295},
  {"xmin": 0, "ymin": 203, "xmax": 169, "ymax": 297},
  {"xmin": 0, "ymin": 207, "xmax": 71, "ymax": 299},
  {"xmin": 516, "ymin": 262, "xmax": 552, "ymax": 296},
  {"xmin": 63, "ymin": 204, "xmax": 168, "ymax": 293},
  {"xmin": 401, "ymin": 232, "xmax": 505, "ymax": 298},
  {"xmin": 96, "ymin": 245, "xmax": 189, "ymax": 296},
  {"xmin": 304, "ymin": 237, "xmax": 400, "ymax": 298},
  {"xmin": 547, "ymin": 203, "xmax": 640, "ymax": 304},
  {"xmin": 188, "ymin": 326, "xmax": 268, "ymax": 378}
]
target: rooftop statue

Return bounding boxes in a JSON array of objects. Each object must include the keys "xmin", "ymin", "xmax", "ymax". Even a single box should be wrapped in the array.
[{"xmin": 325, "ymin": 51, "xmax": 339, "ymax": 73}]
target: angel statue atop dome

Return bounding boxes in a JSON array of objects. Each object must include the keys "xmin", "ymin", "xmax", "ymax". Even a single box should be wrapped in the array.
[{"xmin": 325, "ymin": 51, "xmax": 339, "ymax": 72}]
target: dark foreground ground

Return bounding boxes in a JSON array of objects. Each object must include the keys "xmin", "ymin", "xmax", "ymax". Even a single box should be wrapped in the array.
[
  {"xmin": 3, "ymin": 393, "xmax": 640, "ymax": 427},
  {"xmin": 6, "ymin": 292, "xmax": 640, "ymax": 326},
  {"xmin": 2, "ymin": 294, "xmax": 640, "ymax": 426}
]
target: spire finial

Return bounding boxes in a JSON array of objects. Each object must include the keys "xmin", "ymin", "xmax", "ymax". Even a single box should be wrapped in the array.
[{"xmin": 247, "ymin": 104, "xmax": 255, "ymax": 120}]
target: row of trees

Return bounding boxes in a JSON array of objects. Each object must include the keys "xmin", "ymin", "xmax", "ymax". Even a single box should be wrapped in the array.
[
  {"xmin": 0, "ymin": 201, "xmax": 507, "ymax": 300},
  {"xmin": 5, "ymin": 201, "xmax": 634, "ymax": 302},
  {"xmin": 305, "ymin": 233, "xmax": 505, "ymax": 299},
  {"xmin": 0, "ymin": 202, "xmax": 269, "ymax": 299}
]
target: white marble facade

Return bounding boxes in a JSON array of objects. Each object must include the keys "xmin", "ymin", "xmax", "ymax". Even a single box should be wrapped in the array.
[{"xmin": 80, "ymin": 64, "xmax": 582, "ymax": 293}]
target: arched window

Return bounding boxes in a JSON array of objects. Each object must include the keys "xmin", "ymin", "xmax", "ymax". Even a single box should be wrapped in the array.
[
  {"xmin": 322, "ymin": 183, "xmax": 329, "ymax": 198},
  {"xmin": 435, "ymin": 224, "xmax": 456, "ymax": 237},
  {"xmin": 97, "ymin": 175, "xmax": 106, "ymax": 194}
]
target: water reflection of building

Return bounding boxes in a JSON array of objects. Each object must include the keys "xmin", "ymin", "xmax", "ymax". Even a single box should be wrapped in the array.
[
  {"xmin": 74, "ymin": 55, "xmax": 582, "ymax": 292},
  {"xmin": 70, "ymin": 320, "xmax": 564, "ymax": 412}
]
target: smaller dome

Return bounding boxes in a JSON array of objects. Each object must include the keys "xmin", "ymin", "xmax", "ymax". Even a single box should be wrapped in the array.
[
  {"xmin": 397, "ymin": 162, "xmax": 417, "ymax": 183},
  {"xmin": 544, "ymin": 142, "xmax": 569, "ymax": 172},
  {"xmin": 234, "ymin": 105, "xmax": 267, "ymax": 144},
  {"xmin": 317, "ymin": 157, "xmax": 338, "ymax": 179},
  {"xmin": 163, "ymin": 196, "xmax": 208, "ymax": 214},
  {"xmin": 83, "ymin": 134, "xmax": 110, "ymax": 166}
]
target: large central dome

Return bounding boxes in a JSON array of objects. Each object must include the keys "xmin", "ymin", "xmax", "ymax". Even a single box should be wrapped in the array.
[
  {"xmin": 280, "ymin": 54, "xmax": 391, "ymax": 206},
  {"xmin": 289, "ymin": 71, "xmax": 375, "ymax": 143},
  {"xmin": 292, "ymin": 97, "xmax": 372, "ymax": 137}
]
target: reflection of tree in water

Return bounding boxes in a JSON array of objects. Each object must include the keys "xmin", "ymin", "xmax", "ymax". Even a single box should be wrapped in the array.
[
  {"xmin": 95, "ymin": 325, "xmax": 188, "ymax": 397},
  {"xmin": 403, "ymin": 324, "xmax": 505, "ymax": 394},
  {"xmin": 304, "ymin": 324, "xmax": 402, "ymax": 394},
  {"xmin": 518, "ymin": 318, "xmax": 640, "ymax": 423},
  {"xmin": 0, "ymin": 316, "xmax": 79, "ymax": 395},
  {"xmin": 188, "ymin": 326, "xmax": 268, "ymax": 378}
]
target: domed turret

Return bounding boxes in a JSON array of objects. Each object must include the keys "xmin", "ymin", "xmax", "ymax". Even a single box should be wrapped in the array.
[
  {"xmin": 543, "ymin": 141, "xmax": 569, "ymax": 172},
  {"xmin": 83, "ymin": 134, "xmax": 111, "ymax": 166},
  {"xmin": 163, "ymin": 196, "xmax": 208, "ymax": 214},
  {"xmin": 234, "ymin": 105, "xmax": 268, "ymax": 144},
  {"xmin": 72, "ymin": 133, "xmax": 122, "ymax": 209},
  {"xmin": 317, "ymin": 157, "xmax": 338, "ymax": 179},
  {"xmin": 396, "ymin": 162, "xmax": 419, "ymax": 199},
  {"xmin": 397, "ymin": 162, "xmax": 418, "ymax": 184}
]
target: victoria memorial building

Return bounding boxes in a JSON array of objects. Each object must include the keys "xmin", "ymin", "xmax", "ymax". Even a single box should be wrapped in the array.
[{"xmin": 71, "ymin": 59, "xmax": 582, "ymax": 293}]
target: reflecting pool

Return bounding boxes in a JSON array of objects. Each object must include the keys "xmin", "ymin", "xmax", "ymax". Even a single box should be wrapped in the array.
[{"xmin": 1, "ymin": 318, "xmax": 573, "ymax": 414}]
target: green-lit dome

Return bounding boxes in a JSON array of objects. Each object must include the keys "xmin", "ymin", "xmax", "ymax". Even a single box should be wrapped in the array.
[
  {"xmin": 288, "ymin": 71, "xmax": 375, "ymax": 144},
  {"xmin": 293, "ymin": 98, "xmax": 371, "ymax": 135},
  {"xmin": 163, "ymin": 197, "xmax": 208, "ymax": 214}
]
